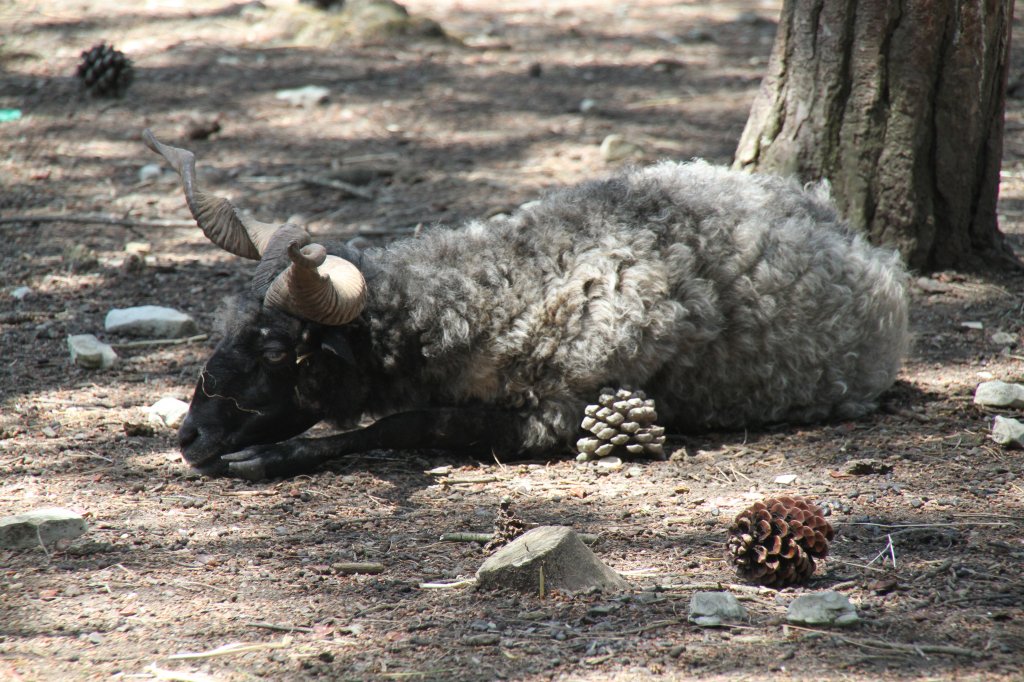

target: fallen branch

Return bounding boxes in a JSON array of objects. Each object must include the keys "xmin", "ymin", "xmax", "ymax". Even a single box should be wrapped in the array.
[
  {"xmin": 112, "ymin": 334, "xmax": 209, "ymax": 349},
  {"xmin": 660, "ymin": 581, "xmax": 776, "ymax": 595},
  {"xmin": 332, "ymin": 562, "xmax": 385, "ymax": 574},
  {"xmin": 419, "ymin": 578, "xmax": 477, "ymax": 589},
  {"xmin": 246, "ymin": 621, "xmax": 314, "ymax": 633},
  {"xmin": 0, "ymin": 311, "xmax": 50, "ymax": 324},
  {"xmin": 440, "ymin": 531, "xmax": 600, "ymax": 546},
  {"xmin": 168, "ymin": 638, "xmax": 292, "ymax": 661},
  {"xmin": 0, "ymin": 213, "xmax": 195, "ymax": 229}
]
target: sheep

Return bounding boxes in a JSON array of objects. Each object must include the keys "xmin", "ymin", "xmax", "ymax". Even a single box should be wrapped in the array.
[{"xmin": 142, "ymin": 130, "xmax": 910, "ymax": 480}]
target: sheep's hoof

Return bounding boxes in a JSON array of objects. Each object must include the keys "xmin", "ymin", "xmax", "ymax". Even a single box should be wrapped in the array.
[{"xmin": 221, "ymin": 446, "xmax": 279, "ymax": 480}]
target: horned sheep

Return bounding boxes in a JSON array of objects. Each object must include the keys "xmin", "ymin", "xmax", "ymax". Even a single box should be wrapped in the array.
[{"xmin": 142, "ymin": 130, "xmax": 910, "ymax": 479}]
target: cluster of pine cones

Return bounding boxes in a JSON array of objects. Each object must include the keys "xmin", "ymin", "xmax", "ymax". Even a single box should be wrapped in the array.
[
  {"xmin": 76, "ymin": 43, "xmax": 134, "ymax": 98},
  {"xmin": 726, "ymin": 495, "xmax": 834, "ymax": 587}
]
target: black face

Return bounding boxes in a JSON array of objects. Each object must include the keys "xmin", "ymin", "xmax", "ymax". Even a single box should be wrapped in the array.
[{"xmin": 177, "ymin": 300, "xmax": 349, "ymax": 473}]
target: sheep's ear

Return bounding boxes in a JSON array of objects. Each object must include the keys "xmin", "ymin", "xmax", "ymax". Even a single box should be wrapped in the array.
[{"xmin": 321, "ymin": 334, "xmax": 356, "ymax": 366}]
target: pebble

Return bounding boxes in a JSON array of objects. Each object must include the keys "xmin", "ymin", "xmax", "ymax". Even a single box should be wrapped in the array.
[
  {"xmin": 991, "ymin": 331, "xmax": 1018, "ymax": 346},
  {"xmin": 973, "ymin": 380, "xmax": 1024, "ymax": 408},
  {"xmin": 0, "ymin": 508, "xmax": 88, "ymax": 550},
  {"xmin": 67, "ymin": 334, "xmax": 118, "ymax": 369},
  {"xmin": 105, "ymin": 305, "xmax": 198, "ymax": 338},
  {"xmin": 688, "ymin": 591, "xmax": 747, "ymax": 628},
  {"xmin": 579, "ymin": 98, "xmax": 597, "ymax": 113},
  {"xmin": 275, "ymin": 85, "xmax": 330, "ymax": 107},
  {"xmin": 786, "ymin": 591, "xmax": 859, "ymax": 628},
  {"xmin": 774, "ymin": 474, "xmax": 798, "ymax": 484},
  {"xmin": 11, "ymin": 286, "xmax": 32, "ymax": 301},
  {"xmin": 599, "ymin": 134, "xmax": 643, "ymax": 163}
]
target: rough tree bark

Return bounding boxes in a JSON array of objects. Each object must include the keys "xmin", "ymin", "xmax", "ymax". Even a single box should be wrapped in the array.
[{"xmin": 734, "ymin": 0, "xmax": 1016, "ymax": 271}]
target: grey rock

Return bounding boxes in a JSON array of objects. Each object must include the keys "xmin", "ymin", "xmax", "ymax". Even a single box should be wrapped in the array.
[
  {"xmin": 688, "ymin": 591, "xmax": 747, "ymax": 627},
  {"xmin": 774, "ymin": 473, "xmax": 798, "ymax": 484},
  {"xmin": 11, "ymin": 286, "xmax": 32, "ymax": 301},
  {"xmin": 275, "ymin": 85, "xmax": 330, "ymax": 108},
  {"xmin": 0, "ymin": 508, "xmax": 88, "ymax": 549},
  {"xmin": 974, "ymin": 380, "xmax": 1024, "ymax": 408},
  {"xmin": 138, "ymin": 163, "xmax": 164, "ymax": 183},
  {"xmin": 67, "ymin": 334, "xmax": 118, "ymax": 369},
  {"xmin": 786, "ymin": 591, "xmax": 860, "ymax": 628},
  {"xmin": 991, "ymin": 331, "xmax": 1018, "ymax": 347},
  {"xmin": 148, "ymin": 397, "xmax": 190, "ymax": 429},
  {"xmin": 990, "ymin": 415, "xmax": 1024, "ymax": 448},
  {"xmin": 476, "ymin": 526, "xmax": 628, "ymax": 594},
  {"xmin": 105, "ymin": 306, "xmax": 198, "ymax": 338}
]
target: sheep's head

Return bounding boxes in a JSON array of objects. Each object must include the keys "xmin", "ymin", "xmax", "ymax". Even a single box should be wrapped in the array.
[{"xmin": 143, "ymin": 130, "xmax": 367, "ymax": 472}]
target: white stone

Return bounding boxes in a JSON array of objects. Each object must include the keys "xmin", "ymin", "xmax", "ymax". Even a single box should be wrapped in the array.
[
  {"xmin": 688, "ymin": 591, "xmax": 747, "ymax": 627},
  {"xmin": 600, "ymin": 134, "xmax": 643, "ymax": 163},
  {"xmin": 0, "ymin": 508, "xmax": 87, "ymax": 550},
  {"xmin": 596, "ymin": 455, "xmax": 622, "ymax": 471},
  {"xmin": 67, "ymin": 334, "xmax": 118, "ymax": 369},
  {"xmin": 138, "ymin": 163, "xmax": 164, "ymax": 183},
  {"xmin": 579, "ymin": 98, "xmax": 597, "ymax": 113},
  {"xmin": 774, "ymin": 474, "xmax": 798, "ymax": 485},
  {"xmin": 105, "ymin": 306, "xmax": 198, "ymax": 338},
  {"xmin": 960, "ymin": 321, "xmax": 984, "ymax": 330},
  {"xmin": 991, "ymin": 415, "xmax": 1024, "ymax": 448},
  {"xmin": 124, "ymin": 241, "xmax": 152, "ymax": 255},
  {"xmin": 148, "ymin": 397, "xmax": 190, "ymax": 429},
  {"xmin": 786, "ymin": 591, "xmax": 859, "ymax": 627},
  {"xmin": 11, "ymin": 286, "xmax": 32, "ymax": 300},
  {"xmin": 275, "ymin": 85, "xmax": 330, "ymax": 107},
  {"xmin": 974, "ymin": 380, "xmax": 1024, "ymax": 409}
]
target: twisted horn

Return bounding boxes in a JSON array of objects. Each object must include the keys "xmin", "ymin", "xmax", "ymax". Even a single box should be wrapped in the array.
[
  {"xmin": 264, "ymin": 242, "xmax": 366, "ymax": 326},
  {"xmin": 142, "ymin": 129, "xmax": 278, "ymax": 259}
]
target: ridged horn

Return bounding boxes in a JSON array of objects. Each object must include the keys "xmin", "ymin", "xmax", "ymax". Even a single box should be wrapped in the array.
[
  {"xmin": 142, "ymin": 129, "xmax": 278, "ymax": 259},
  {"xmin": 264, "ymin": 242, "xmax": 366, "ymax": 326}
]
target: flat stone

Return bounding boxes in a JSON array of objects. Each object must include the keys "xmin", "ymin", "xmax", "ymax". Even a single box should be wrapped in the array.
[
  {"xmin": 476, "ymin": 526, "xmax": 628, "ymax": 594},
  {"xmin": 786, "ymin": 591, "xmax": 859, "ymax": 628},
  {"xmin": 67, "ymin": 334, "xmax": 118, "ymax": 369},
  {"xmin": 11, "ymin": 286, "xmax": 32, "ymax": 300},
  {"xmin": 148, "ymin": 397, "xmax": 190, "ymax": 429},
  {"xmin": 0, "ymin": 508, "xmax": 87, "ymax": 550},
  {"xmin": 105, "ymin": 306, "xmax": 197, "ymax": 338},
  {"xmin": 843, "ymin": 458, "xmax": 893, "ymax": 476},
  {"xmin": 974, "ymin": 380, "xmax": 1024, "ymax": 409},
  {"xmin": 991, "ymin": 415, "xmax": 1024, "ymax": 448},
  {"xmin": 275, "ymin": 85, "xmax": 330, "ymax": 108},
  {"xmin": 774, "ymin": 474, "xmax": 798, "ymax": 484},
  {"xmin": 688, "ymin": 591, "xmax": 747, "ymax": 628}
]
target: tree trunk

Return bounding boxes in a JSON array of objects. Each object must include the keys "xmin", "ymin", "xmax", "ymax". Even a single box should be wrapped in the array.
[{"xmin": 734, "ymin": 0, "xmax": 1016, "ymax": 271}]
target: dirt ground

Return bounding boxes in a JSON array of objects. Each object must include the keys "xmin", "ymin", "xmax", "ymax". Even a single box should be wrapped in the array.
[{"xmin": 2, "ymin": 1, "xmax": 1024, "ymax": 680}]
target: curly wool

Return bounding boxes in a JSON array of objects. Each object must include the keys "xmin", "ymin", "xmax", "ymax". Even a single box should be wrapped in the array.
[{"xmin": 358, "ymin": 160, "xmax": 909, "ymax": 452}]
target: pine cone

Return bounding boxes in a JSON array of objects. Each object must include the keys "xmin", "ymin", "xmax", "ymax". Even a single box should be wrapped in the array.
[
  {"xmin": 484, "ymin": 497, "xmax": 526, "ymax": 551},
  {"xmin": 575, "ymin": 388, "xmax": 666, "ymax": 461},
  {"xmin": 76, "ymin": 43, "xmax": 134, "ymax": 98},
  {"xmin": 726, "ymin": 496, "xmax": 834, "ymax": 588}
]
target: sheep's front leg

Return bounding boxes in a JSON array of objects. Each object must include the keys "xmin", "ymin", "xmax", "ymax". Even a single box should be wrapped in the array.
[{"xmin": 217, "ymin": 408, "xmax": 523, "ymax": 480}]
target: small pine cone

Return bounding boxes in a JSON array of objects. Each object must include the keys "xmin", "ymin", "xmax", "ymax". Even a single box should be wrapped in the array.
[
  {"xmin": 575, "ymin": 387, "xmax": 666, "ymax": 461},
  {"xmin": 726, "ymin": 496, "xmax": 834, "ymax": 588},
  {"xmin": 484, "ymin": 497, "xmax": 526, "ymax": 551},
  {"xmin": 76, "ymin": 43, "xmax": 134, "ymax": 98}
]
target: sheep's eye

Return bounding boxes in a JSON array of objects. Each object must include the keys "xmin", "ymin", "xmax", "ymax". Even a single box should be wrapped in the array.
[{"xmin": 262, "ymin": 349, "xmax": 289, "ymax": 364}]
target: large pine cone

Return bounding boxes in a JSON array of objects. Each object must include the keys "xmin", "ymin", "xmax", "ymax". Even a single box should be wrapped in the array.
[
  {"xmin": 726, "ymin": 496, "xmax": 834, "ymax": 588},
  {"xmin": 575, "ymin": 388, "xmax": 666, "ymax": 461},
  {"xmin": 76, "ymin": 43, "xmax": 134, "ymax": 98}
]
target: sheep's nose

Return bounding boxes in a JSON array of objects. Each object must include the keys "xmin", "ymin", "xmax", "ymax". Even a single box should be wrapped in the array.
[{"xmin": 177, "ymin": 414, "xmax": 198, "ymax": 450}]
